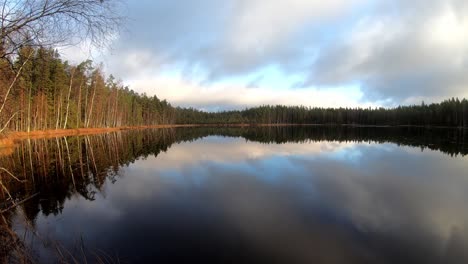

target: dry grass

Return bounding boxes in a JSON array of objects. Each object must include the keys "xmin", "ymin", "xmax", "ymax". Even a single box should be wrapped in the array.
[
  {"xmin": 0, "ymin": 137, "xmax": 14, "ymax": 148},
  {"xmin": 0, "ymin": 146, "xmax": 14, "ymax": 158}
]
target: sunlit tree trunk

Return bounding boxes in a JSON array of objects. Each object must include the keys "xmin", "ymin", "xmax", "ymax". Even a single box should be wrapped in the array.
[
  {"xmin": 55, "ymin": 90, "xmax": 62, "ymax": 130},
  {"xmin": 76, "ymin": 79, "xmax": 84, "ymax": 129},
  {"xmin": 86, "ymin": 80, "xmax": 97, "ymax": 128},
  {"xmin": 63, "ymin": 68, "xmax": 75, "ymax": 129}
]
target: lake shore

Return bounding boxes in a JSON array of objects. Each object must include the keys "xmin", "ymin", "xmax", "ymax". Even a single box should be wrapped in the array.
[
  {"xmin": 0, "ymin": 124, "xmax": 315, "ymax": 147},
  {"xmin": 0, "ymin": 123, "xmax": 466, "ymax": 148},
  {"xmin": 0, "ymin": 125, "xmax": 197, "ymax": 144}
]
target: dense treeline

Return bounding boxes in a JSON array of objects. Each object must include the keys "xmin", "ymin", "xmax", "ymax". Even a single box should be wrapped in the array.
[
  {"xmin": 175, "ymin": 99, "xmax": 468, "ymax": 127},
  {"xmin": 1, "ymin": 47, "xmax": 468, "ymax": 132},
  {"xmin": 0, "ymin": 47, "xmax": 176, "ymax": 132}
]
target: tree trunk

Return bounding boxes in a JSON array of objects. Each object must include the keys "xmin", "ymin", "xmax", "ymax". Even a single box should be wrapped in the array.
[
  {"xmin": 87, "ymin": 80, "xmax": 97, "ymax": 128},
  {"xmin": 63, "ymin": 68, "xmax": 75, "ymax": 129}
]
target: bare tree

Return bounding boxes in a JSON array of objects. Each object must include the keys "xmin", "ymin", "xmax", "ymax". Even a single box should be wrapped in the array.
[{"xmin": 0, "ymin": 0, "xmax": 123, "ymax": 65}]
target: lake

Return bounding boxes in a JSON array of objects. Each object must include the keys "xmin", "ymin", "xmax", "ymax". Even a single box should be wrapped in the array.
[{"xmin": 1, "ymin": 126, "xmax": 468, "ymax": 263}]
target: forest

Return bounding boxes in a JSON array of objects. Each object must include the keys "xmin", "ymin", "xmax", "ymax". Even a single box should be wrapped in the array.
[
  {"xmin": 1, "ymin": 46, "xmax": 468, "ymax": 133},
  {"xmin": 0, "ymin": 46, "xmax": 177, "ymax": 132},
  {"xmin": 175, "ymin": 99, "xmax": 468, "ymax": 127}
]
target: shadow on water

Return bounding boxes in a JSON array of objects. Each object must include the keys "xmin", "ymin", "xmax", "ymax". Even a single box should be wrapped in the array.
[{"xmin": 0, "ymin": 126, "xmax": 467, "ymax": 263}]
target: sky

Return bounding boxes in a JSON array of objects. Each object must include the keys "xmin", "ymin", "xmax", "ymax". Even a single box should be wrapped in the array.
[{"xmin": 62, "ymin": 0, "xmax": 468, "ymax": 111}]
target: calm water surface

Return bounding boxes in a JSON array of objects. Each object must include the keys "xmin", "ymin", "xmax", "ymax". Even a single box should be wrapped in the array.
[{"xmin": 2, "ymin": 127, "xmax": 468, "ymax": 263}]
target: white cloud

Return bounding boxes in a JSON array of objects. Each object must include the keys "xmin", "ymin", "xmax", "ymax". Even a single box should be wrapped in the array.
[
  {"xmin": 59, "ymin": 0, "xmax": 468, "ymax": 108},
  {"xmin": 224, "ymin": 0, "xmax": 359, "ymax": 57},
  {"xmin": 128, "ymin": 73, "xmax": 373, "ymax": 110},
  {"xmin": 307, "ymin": 0, "xmax": 468, "ymax": 103}
]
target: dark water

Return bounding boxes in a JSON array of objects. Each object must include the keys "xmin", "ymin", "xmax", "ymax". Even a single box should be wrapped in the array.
[{"xmin": 2, "ymin": 126, "xmax": 468, "ymax": 263}]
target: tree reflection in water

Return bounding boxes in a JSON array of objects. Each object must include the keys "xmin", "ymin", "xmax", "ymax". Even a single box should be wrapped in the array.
[
  {"xmin": 0, "ymin": 126, "xmax": 467, "ymax": 262},
  {"xmin": 1, "ymin": 126, "xmax": 467, "ymax": 222}
]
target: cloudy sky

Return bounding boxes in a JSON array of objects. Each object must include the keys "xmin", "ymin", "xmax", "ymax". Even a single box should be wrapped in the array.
[{"xmin": 63, "ymin": 0, "xmax": 468, "ymax": 111}]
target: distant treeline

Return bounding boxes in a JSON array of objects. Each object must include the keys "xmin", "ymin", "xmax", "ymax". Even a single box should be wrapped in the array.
[
  {"xmin": 1, "ymin": 46, "xmax": 468, "ymax": 132},
  {"xmin": 175, "ymin": 99, "xmax": 468, "ymax": 127}
]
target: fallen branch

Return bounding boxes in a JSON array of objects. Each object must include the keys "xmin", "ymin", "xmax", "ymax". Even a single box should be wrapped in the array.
[
  {"xmin": 0, "ymin": 167, "xmax": 24, "ymax": 182},
  {"xmin": 0, "ymin": 193, "xmax": 39, "ymax": 214}
]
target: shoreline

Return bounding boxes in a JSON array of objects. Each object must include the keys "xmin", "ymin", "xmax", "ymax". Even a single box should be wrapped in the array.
[
  {"xmin": 0, "ymin": 123, "xmax": 466, "ymax": 147},
  {"xmin": 0, "ymin": 125, "xmax": 199, "ymax": 143}
]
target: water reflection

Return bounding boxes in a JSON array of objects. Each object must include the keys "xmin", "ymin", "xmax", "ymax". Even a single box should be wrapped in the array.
[{"xmin": 1, "ymin": 126, "xmax": 468, "ymax": 263}]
